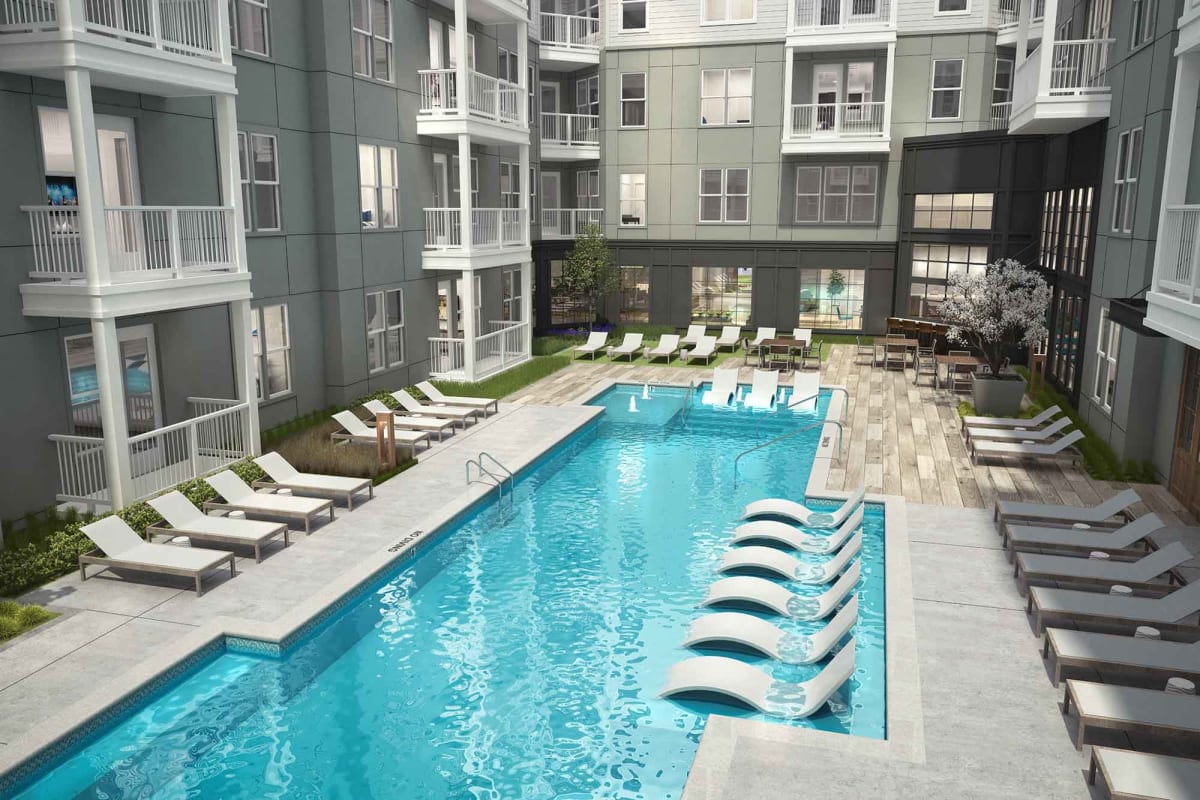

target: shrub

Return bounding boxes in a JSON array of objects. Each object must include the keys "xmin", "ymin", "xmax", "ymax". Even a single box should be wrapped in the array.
[{"xmin": 0, "ymin": 600, "xmax": 57, "ymax": 641}]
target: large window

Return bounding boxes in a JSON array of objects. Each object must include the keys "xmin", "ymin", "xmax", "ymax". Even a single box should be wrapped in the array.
[
  {"xmin": 619, "ymin": 266, "xmax": 649, "ymax": 323},
  {"xmin": 992, "ymin": 57, "xmax": 1013, "ymax": 104},
  {"xmin": 1131, "ymin": 0, "xmax": 1155, "ymax": 49},
  {"xmin": 365, "ymin": 288, "xmax": 404, "ymax": 373},
  {"xmin": 497, "ymin": 46, "xmax": 519, "ymax": 83},
  {"xmin": 700, "ymin": 68, "xmax": 752, "ymax": 126},
  {"xmin": 799, "ymin": 269, "xmax": 865, "ymax": 330},
  {"xmin": 1112, "ymin": 127, "xmax": 1142, "ymax": 233},
  {"xmin": 930, "ymin": 59, "xmax": 964, "ymax": 120},
  {"xmin": 620, "ymin": 173, "xmax": 646, "ymax": 226},
  {"xmin": 550, "ymin": 260, "xmax": 590, "ymax": 325},
  {"xmin": 692, "ymin": 267, "xmax": 752, "ymax": 325},
  {"xmin": 229, "ymin": 0, "xmax": 269, "ymax": 56},
  {"xmin": 1093, "ymin": 307, "xmax": 1121, "ymax": 413},
  {"xmin": 238, "ymin": 132, "xmax": 280, "ymax": 232},
  {"xmin": 699, "ymin": 168, "xmax": 749, "ymax": 223},
  {"xmin": 909, "ymin": 244, "xmax": 988, "ymax": 318},
  {"xmin": 621, "ymin": 0, "xmax": 647, "ymax": 30},
  {"xmin": 1041, "ymin": 187, "xmax": 1093, "ymax": 277},
  {"xmin": 577, "ymin": 169, "xmax": 600, "ymax": 208},
  {"xmin": 251, "ymin": 304, "xmax": 290, "ymax": 400},
  {"xmin": 359, "ymin": 144, "xmax": 398, "ymax": 229},
  {"xmin": 352, "ymin": 0, "xmax": 392, "ymax": 82},
  {"xmin": 795, "ymin": 165, "xmax": 878, "ymax": 224},
  {"xmin": 576, "ymin": 75, "xmax": 600, "ymax": 117},
  {"xmin": 451, "ymin": 155, "xmax": 480, "ymax": 207},
  {"xmin": 502, "ymin": 268, "xmax": 522, "ymax": 321},
  {"xmin": 621, "ymin": 73, "xmax": 647, "ymax": 127},
  {"xmin": 702, "ymin": 0, "xmax": 754, "ymax": 24},
  {"xmin": 1049, "ymin": 288, "xmax": 1085, "ymax": 393},
  {"xmin": 912, "ymin": 193, "xmax": 993, "ymax": 230},
  {"xmin": 500, "ymin": 162, "xmax": 521, "ymax": 209}
]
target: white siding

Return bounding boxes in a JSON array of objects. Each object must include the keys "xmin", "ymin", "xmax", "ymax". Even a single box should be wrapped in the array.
[
  {"xmin": 605, "ymin": 0, "xmax": 790, "ymax": 49},
  {"xmin": 896, "ymin": 0, "xmax": 991, "ymax": 35}
]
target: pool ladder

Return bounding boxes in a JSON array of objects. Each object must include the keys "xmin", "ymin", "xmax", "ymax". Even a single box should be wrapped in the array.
[
  {"xmin": 466, "ymin": 451, "xmax": 513, "ymax": 502},
  {"xmin": 732, "ymin": 420, "xmax": 844, "ymax": 490}
]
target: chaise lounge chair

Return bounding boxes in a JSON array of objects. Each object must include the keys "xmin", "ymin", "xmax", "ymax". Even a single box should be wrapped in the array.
[
  {"xmin": 747, "ymin": 327, "xmax": 776, "ymax": 350},
  {"xmin": 703, "ymin": 561, "xmax": 860, "ymax": 620},
  {"xmin": 659, "ymin": 637, "xmax": 856, "ymax": 719},
  {"xmin": 732, "ymin": 506, "xmax": 864, "ymax": 554},
  {"xmin": 969, "ymin": 428, "xmax": 1085, "ymax": 465},
  {"xmin": 645, "ymin": 334, "xmax": 680, "ymax": 363},
  {"xmin": 1003, "ymin": 513, "xmax": 1164, "ymax": 559},
  {"xmin": 252, "ymin": 451, "xmax": 374, "ymax": 510},
  {"xmin": 1027, "ymin": 580, "xmax": 1200, "ymax": 638},
  {"xmin": 79, "ymin": 516, "xmax": 236, "ymax": 597},
  {"xmin": 742, "ymin": 486, "xmax": 866, "ymax": 529},
  {"xmin": 1014, "ymin": 541, "xmax": 1191, "ymax": 594},
  {"xmin": 743, "ymin": 369, "xmax": 779, "ymax": 410},
  {"xmin": 715, "ymin": 325, "xmax": 741, "ymax": 351},
  {"xmin": 1043, "ymin": 627, "xmax": 1200, "ymax": 687},
  {"xmin": 332, "ymin": 410, "xmax": 432, "ymax": 455},
  {"xmin": 962, "ymin": 404, "xmax": 1062, "ymax": 431},
  {"xmin": 361, "ymin": 399, "xmax": 457, "ymax": 442},
  {"xmin": 610, "ymin": 332, "xmax": 644, "ymax": 361},
  {"xmin": 573, "ymin": 331, "xmax": 608, "ymax": 360},
  {"xmin": 204, "ymin": 471, "xmax": 335, "ymax": 534},
  {"xmin": 787, "ymin": 370, "xmax": 820, "ymax": 413},
  {"xmin": 994, "ymin": 487, "xmax": 1140, "ymax": 530},
  {"xmin": 415, "ymin": 381, "xmax": 500, "ymax": 416},
  {"xmin": 703, "ymin": 367, "xmax": 740, "ymax": 406},
  {"xmin": 1062, "ymin": 680, "xmax": 1200, "ymax": 751},
  {"xmin": 680, "ymin": 324, "xmax": 707, "ymax": 347},
  {"xmin": 685, "ymin": 335, "xmax": 718, "ymax": 364},
  {"xmin": 965, "ymin": 415, "xmax": 1074, "ymax": 444},
  {"xmin": 1086, "ymin": 747, "xmax": 1200, "ymax": 800},
  {"xmin": 682, "ymin": 596, "xmax": 858, "ymax": 665},
  {"xmin": 391, "ymin": 389, "xmax": 480, "ymax": 426},
  {"xmin": 719, "ymin": 536, "xmax": 861, "ymax": 585},
  {"xmin": 146, "ymin": 491, "xmax": 290, "ymax": 563}
]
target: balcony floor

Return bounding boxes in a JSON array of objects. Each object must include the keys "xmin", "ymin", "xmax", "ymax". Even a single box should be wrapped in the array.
[
  {"xmin": 781, "ymin": 137, "xmax": 891, "ymax": 155},
  {"xmin": 1007, "ymin": 95, "xmax": 1111, "ymax": 135},
  {"xmin": 20, "ymin": 271, "xmax": 251, "ymax": 319}
]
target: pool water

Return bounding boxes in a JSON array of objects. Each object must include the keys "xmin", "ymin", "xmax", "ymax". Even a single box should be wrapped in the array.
[{"xmin": 12, "ymin": 384, "xmax": 885, "ymax": 800}]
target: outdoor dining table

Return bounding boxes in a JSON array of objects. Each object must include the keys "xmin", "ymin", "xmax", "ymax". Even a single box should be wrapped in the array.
[
  {"xmin": 934, "ymin": 353, "xmax": 986, "ymax": 389},
  {"xmin": 873, "ymin": 337, "xmax": 918, "ymax": 369},
  {"xmin": 745, "ymin": 337, "xmax": 811, "ymax": 368}
]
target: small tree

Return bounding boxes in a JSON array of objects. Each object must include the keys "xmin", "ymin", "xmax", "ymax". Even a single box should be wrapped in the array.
[
  {"xmin": 940, "ymin": 258, "xmax": 1051, "ymax": 379},
  {"xmin": 827, "ymin": 270, "xmax": 846, "ymax": 300},
  {"xmin": 560, "ymin": 225, "xmax": 619, "ymax": 324}
]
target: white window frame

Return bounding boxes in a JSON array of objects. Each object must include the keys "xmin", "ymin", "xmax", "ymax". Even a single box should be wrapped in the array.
[
  {"xmin": 794, "ymin": 166, "xmax": 821, "ymax": 223},
  {"xmin": 238, "ymin": 131, "xmax": 281, "ymax": 232},
  {"xmin": 1130, "ymin": 0, "xmax": 1155, "ymax": 49},
  {"xmin": 500, "ymin": 161, "xmax": 521, "ymax": 209},
  {"xmin": 451, "ymin": 155, "xmax": 480, "ymax": 207},
  {"xmin": 251, "ymin": 304, "xmax": 291, "ymax": 400},
  {"xmin": 701, "ymin": 0, "xmax": 755, "ymax": 25},
  {"xmin": 358, "ymin": 144, "xmax": 398, "ymax": 229},
  {"xmin": 620, "ymin": 172, "xmax": 646, "ymax": 227},
  {"xmin": 502, "ymin": 267, "xmax": 522, "ymax": 321},
  {"xmin": 698, "ymin": 167, "xmax": 750, "ymax": 224},
  {"xmin": 850, "ymin": 165, "xmax": 878, "ymax": 223},
  {"xmin": 529, "ymin": 165, "xmax": 537, "ymax": 214},
  {"xmin": 351, "ymin": 0, "xmax": 393, "ymax": 82},
  {"xmin": 1111, "ymin": 127, "xmax": 1142, "ymax": 234},
  {"xmin": 366, "ymin": 288, "xmax": 405, "ymax": 373},
  {"xmin": 620, "ymin": 72, "xmax": 647, "ymax": 128},
  {"xmin": 229, "ymin": 0, "xmax": 270, "ymax": 57},
  {"xmin": 620, "ymin": 0, "xmax": 648, "ymax": 31},
  {"xmin": 577, "ymin": 169, "xmax": 600, "ymax": 207},
  {"xmin": 934, "ymin": 0, "xmax": 969, "ymax": 15},
  {"xmin": 1093, "ymin": 307, "xmax": 1121, "ymax": 413},
  {"xmin": 700, "ymin": 67, "xmax": 753, "ymax": 126},
  {"xmin": 992, "ymin": 57, "xmax": 1014, "ymax": 104},
  {"xmin": 795, "ymin": 164, "xmax": 879, "ymax": 225},
  {"xmin": 497, "ymin": 46, "xmax": 519, "ymax": 83},
  {"xmin": 929, "ymin": 58, "xmax": 964, "ymax": 121}
]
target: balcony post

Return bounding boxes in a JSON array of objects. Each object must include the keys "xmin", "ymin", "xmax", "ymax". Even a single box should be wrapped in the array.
[
  {"xmin": 1015, "ymin": 0, "xmax": 1030, "ymax": 67},
  {"xmin": 461, "ymin": 270, "xmax": 478, "ymax": 383},
  {"xmin": 518, "ymin": 19, "xmax": 529, "ymax": 131},
  {"xmin": 454, "ymin": 0, "xmax": 469, "ymax": 119},
  {"xmin": 457, "ymin": 133, "xmax": 473, "ymax": 253},
  {"xmin": 148, "ymin": 0, "xmax": 163, "ymax": 50},
  {"xmin": 91, "ymin": 318, "xmax": 133, "ymax": 509},
  {"xmin": 785, "ymin": 0, "xmax": 794, "ymax": 31},
  {"xmin": 214, "ymin": 93, "xmax": 248, "ymax": 272},
  {"xmin": 215, "ymin": 0, "xmax": 233, "ymax": 64},
  {"xmin": 889, "ymin": 0, "xmax": 896, "ymax": 26},
  {"xmin": 229, "ymin": 298, "xmax": 262, "ymax": 456},
  {"xmin": 783, "ymin": 46, "xmax": 794, "ymax": 139},
  {"xmin": 521, "ymin": 260, "xmax": 533, "ymax": 330},
  {"xmin": 520, "ymin": 143, "xmax": 531, "ymax": 246},
  {"xmin": 57, "ymin": 0, "xmax": 84, "ymax": 37},
  {"xmin": 63, "ymin": 68, "xmax": 112, "ymax": 289},
  {"xmin": 1037, "ymin": 0, "xmax": 1059, "ymax": 97},
  {"xmin": 883, "ymin": 42, "xmax": 895, "ymax": 135}
]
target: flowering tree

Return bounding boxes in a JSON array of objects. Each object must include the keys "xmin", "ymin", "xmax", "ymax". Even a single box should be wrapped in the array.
[{"xmin": 939, "ymin": 258, "xmax": 1051, "ymax": 380}]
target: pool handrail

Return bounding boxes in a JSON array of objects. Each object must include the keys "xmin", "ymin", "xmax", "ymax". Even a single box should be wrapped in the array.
[
  {"xmin": 466, "ymin": 451, "xmax": 513, "ymax": 501},
  {"xmin": 732, "ymin": 420, "xmax": 843, "ymax": 490}
]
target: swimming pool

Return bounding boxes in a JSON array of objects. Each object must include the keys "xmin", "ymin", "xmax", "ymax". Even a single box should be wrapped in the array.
[{"xmin": 9, "ymin": 383, "xmax": 885, "ymax": 799}]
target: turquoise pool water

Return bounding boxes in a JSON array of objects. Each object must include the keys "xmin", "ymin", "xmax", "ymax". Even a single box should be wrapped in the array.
[{"xmin": 11, "ymin": 383, "xmax": 885, "ymax": 800}]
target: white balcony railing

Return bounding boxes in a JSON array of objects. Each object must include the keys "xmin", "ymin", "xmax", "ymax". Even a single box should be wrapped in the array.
[
  {"xmin": 24, "ymin": 205, "xmax": 238, "ymax": 282},
  {"xmin": 540, "ymin": 12, "xmax": 599, "ymax": 48},
  {"xmin": 998, "ymin": 0, "xmax": 1018, "ymax": 26},
  {"xmin": 989, "ymin": 101, "xmax": 1011, "ymax": 130},
  {"xmin": 424, "ymin": 207, "xmax": 527, "ymax": 251},
  {"xmin": 1046, "ymin": 39, "xmax": 1113, "ymax": 94},
  {"xmin": 788, "ymin": 101, "xmax": 886, "ymax": 139},
  {"xmin": 429, "ymin": 321, "xmax": 531, "ymax": 381},
  {"xmin": 792, "ymin": 0, "xmax": 892, "ymax": 31},
  {"xmin": 0, "ymin": 0, "xmax": 225, "ymax": 62},
  {"xmin": 540, "ymin": 112, "xmax": 599, "ymax": 146},
  {"xmin": 418, "ymin": 69, "xmax": 523, "ymax": 127},
  {"xmin": 540, "ymin": 208, "xmax": 602, "ymax": 238},
  {"xmin": 1156, "ymin": 205, "xmax": 1200, "ymax": 301}
]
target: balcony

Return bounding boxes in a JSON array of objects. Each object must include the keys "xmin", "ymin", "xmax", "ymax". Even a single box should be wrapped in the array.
[
  {"xmin": 427, "ymin": 0, "xmax": 527, "ymax": 25},
  {"xmin": 540, "ymin": 113, "xmax": 599, "ymax": 160},
  {"xmin": 0, "ymin": 0, "xmax": 235, "ymax": 96},
  {"xmin": 1008, "ymin": 38, "xmax": 1113, "ymax": 134},
  {"xmin": 539, "ymin": 12, "xmax": 599, "ymax": 70},
  {"xmin": 539, "ymin": 209, "xmax": 602, "ymax": 239},
  {"xmin": 417, "ymin": 69, "xmax": 529, "ymax": 145},
  {"xmin": 1146, "ymin": 206, "xmax": 1200, "ymax": 346},
  {"xmin": 430, "ymin": 320, "xmax": 531, "ymax": 382},
  {"xmin": 989, "ymin": 101, "xmax": 1011, "ymax": 131},
  {"xmin": 997, "ymin": 0, "xmax": 1044, "ymax": 46},
  {"xmin": 19, "ymin": 205, "xmax": 250, "ymax": 318},
  {"xmin": 422, "ymin": 207, "xmax": 530, "ymax": 270},
  {"xmin": 782, "ymin": 101, "xmax": 889, "ymax": 154},
  {"xmin": 788, "ymin": 0, "xmax": 895, "ymax": 47}
]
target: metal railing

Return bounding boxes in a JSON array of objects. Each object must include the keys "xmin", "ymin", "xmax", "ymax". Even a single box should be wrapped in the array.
[
  {"xmin": 539, "ymin": 11, "xmax": 599, "ymax": 48},
  {"xmin": 423, "ymin": 207, "xmax": 527, "ymax": 251},
  {"xmin": 0, "ymin": 0, "xmax": 56, "ymax": 29},
  {"xmin": 540, "ymin": 112, "xmax": 599, "ymax": 146},
  {"xmin": 1156, "ymin": 205, "xmax": 1200, "ymax": 301},
  {"xmin": 48, "ymin": 433, "xmax": 108, "ymax": 509},
  {"xmin": 989, "ymin": 101, "xmax": 1011, "ymax": 130},
  {"xmin": 429, "ymin": 322, "xmax": 531, "ymax": 380},
  {"xmin": 792, "ymin": 0, "xmax": 891, "ymax": 30},
  {"xmin": 788, "ymin": 101, "xmax": 886, "ymax": 139},
  {"xmin": 998, "ymin": 0, "xmax": 1018, "ymax": 26},
  {"xmin": 1047, "ymin": 39, "xmax": 1114, "ymax": 94},
  {"xmin": 429, "ymin": 336, "xmax": 466, "ymax": 377},
  {"xmin": 540, "ymin": 208, "xmax": 602, "ymax": 239},
  {"xmin": 465, "ymin": 451, "xmax": 513, "ymax": 501},
  {"xmin": 733, "ymin": 420, "xmax": 844, "ymax": 490},
  {"xmin": 417, "ymin": 69, "xmax": 523, "ymax": 126}
]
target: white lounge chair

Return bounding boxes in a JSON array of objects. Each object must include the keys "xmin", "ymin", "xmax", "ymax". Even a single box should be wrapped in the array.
[
  {"xmin": 685, "ymin": 335, "xmax": 718, "ymax": 364},
  {"xmin": 645, "ymin": 334, "xmax": 680, "ymax": 363},
  {"xmin": 962, "ymin": 404, "xmax": 1062, "ymax": 431},
  {"xmin": 994, "ymin": 487, "xmax": 1140, "ymax": 529},
  {"xmin": 1003, "ymin": 513, "xmax": 1163, "ymax": 558},
  {"xmin": 715, "ymin": 325, "xmax": 741, "ymax": 351},
  {"xmin": 610, "ymin": 332, "xmax": 644, "ymax": 361},
  {"xmin": 1086, "ymin": 747, "xmax": 1200, "ymax": 800},
  {"xmin": 702, "ymin": 367, "xmax": 739, "ymax": 406},
  {"xmin": 416, "ymin": 381, "xmax": 500, "ymax": 416},
  {"xmin": 573, "ymin": 331, "xmax": 608, "ymax": 360},
  {"xmin": 787, "ymin": 370, "xmax": 820, "ymax": 413},
  {"xmin": 392, "ymin": 389, "xmax": 480, "ymax": 426},
  {"xmin": 147, "ymin": 491, "xmax": 290, "ymax": 563},
  {"xmin": 1063, "ymin": 680, "xmax": 1200, "ymax": 752},
  {"xmin": 719, "ymin": 536, "xmax": 861, "ymax": 585},
  {"xmin": 682, "ymin": 597, "xmax": 858, "ymax": 666},
  {"xmin": 969, "ymin": 428, "xmax": 1084, "ymax": 465},
  {"xmin": 659, "ymin": 637, "xmax": 855, "ymax": 719},
  {"xmin": 732, "ymin": 507, "xmax": 864, "ymax": 554},
  {"xmin": 204, "ymin": 471, "xmax": 335, "ymax": 533},
  {"xmin": 332, "ymin": 410, "xmax": 431, "ymax": 455},
  {"xmin": 703, "ymin": 561, "xmax": 860, "ymax": 620},
  {"xmin": 252, "ymin": 452, "xmax": 374, "ymax": 510},
  {"xmin": 742, "ymin": 486, "xmax": 866, "ymax": 529},
  {"xmin": 1028, "ymin": 580, "xmax": 1200, "ymax": 638},
  {"xmin": 744, "ymin": 369, "xmax": 779, "ymax": 410},
  {"xmin": 1015, "ymin": 541, "xmax": 1191, "ymax": 594},
  {"xmin": 680, "ymin": 324, "xmax": 707, "ymax": 347},
  {"xmin": 965, "ymin": 415, "xmax": 1074, "ymax": 444},
  {"xmin": 1043, "ymin": 628, "xmax": 1200, "ymax": 687},
  {"xmin": 748, "ymin": 327, "xmax": 775, "ymax": 349},
  {"xmin": 792, "ymin": 328, "xmax": 812, "ymax": 344},
  {"xmin": 361, "ymin": 399, "xmax": 456, "ymax": 442},
  {"xmin": 78, "ymin": 516, "xmax": 236, "ymax": 597}
]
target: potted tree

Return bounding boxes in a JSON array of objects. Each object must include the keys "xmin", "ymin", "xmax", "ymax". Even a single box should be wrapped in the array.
[
  {"xmin": 559, "ymin": 225, "xmax": 620, "ymax": 325},
  {"xmin": 939, "ymin": 258, "xmax": 1051, "ymax": 416}
]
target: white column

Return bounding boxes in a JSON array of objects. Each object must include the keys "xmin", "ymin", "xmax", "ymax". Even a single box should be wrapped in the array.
[
  {"xmin": 91, "ymin": 318, "xmax": 133, "ymax": 508},
  {"xmin": 882, "ymin": 42, "xmax": 895, "ymax": 135},
  {"xmin": 1015, "ymin": 0, "xmax": 1030, "ymax": 67},
  {"xmin": 782, "ymin": 46, "xmax": 794, "ymax": 139},
  {"xmin": 56, "ymin": 0, "xmax": 84, "ymax": 36},
  {"xmin": 460, "ymin": 270, "xmax": 478, "ymax": 382},
  {"xmin": 457, "ymin": 133, "xmax": 473, "ymax": 253},
  {"xmin": 454, "ymin": 0, "xmax": 469, "ymax": 117},
  {"xmin": 521, "ymin": 260, "xmax": 533, "ymax": 347},
  {"xmin": 213, "ymin": 94, "xmax": 248, "ymax": 273},
  {"xmin": 1153, "ymin": 53, "xmax": 1200, "ymax": 294},
  {"xmin": 229, "ymin": 298, "xmax": 262, "ymax": 456},
  {"xmin": 517, "ymin": 20, "xmax": 529, "ymax": 131},
  {"xmin": 1037, "ymin": 0, "xmax": 1059, "ymax": 97},
  {"xmin": 64, "ymin": 68, "xmax": 111, "ymax": 289},
  {"xmin": 519, "ymin": 143, "xmax": 531, "ymax": 245}
]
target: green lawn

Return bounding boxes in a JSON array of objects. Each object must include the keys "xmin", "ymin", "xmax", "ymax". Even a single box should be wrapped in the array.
[
  {"xmin": 0, "ymin": 600, "xmax": 57, "ymax": 642},
  {"xmin": 431, "ymin": 352, "xmax": 574, "ymax": 399}
]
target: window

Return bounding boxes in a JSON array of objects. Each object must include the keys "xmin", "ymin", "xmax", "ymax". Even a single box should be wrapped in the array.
[
  {"xmin": 251, "ymin": 304, "xmax": 291, "ymax": 400},
  {"xmin": 497, "ymin": 47, "xmax": 519, "ymax": 83},
  {"xmin": 1049, "ymin": 288, "xmax": 1085, "ymax": 392},
  {"xmin": 621, "ymin": 0, "xmax": 647, "ymax": 30},
  {"xmin": 1093, "ymin": 307, "xmax": 1121, "ymax": 413},
  {"xmin": 799, "ymin": 269, "xmax": 866, "ymax": 330},
  {"xmin": 702, "ymin": 0, "xmax": 754, "ymax": 24},
  {"xmin": 700, "ymin": 68, "xmax": 752, "ymax": 126},
  {"xmin": 909, "ymin": 244, "xmax": 988, "ymax": 317},
  {"xmin": 577, "ymin": 169, "xmax": 600, "ymax": 207},
  {"xmin": 930, "ymin": 59, "xmax": 964, "ymax": 119},
  {"xmin": 992, "ymin": 57, "xmax": 1013, "ymax": 104},
  {"xmin": 620, "ymin": 173, "xmax": 646, "ymax": 226},
  {"xmin": 935, "ymin": 0, "xmax": 967, "ymax": 12},
  {"xmin": 500, "ymin": 162, "xmax": 521, "ymax": 209},
  {"xmin": 530, "ymin": 166, "xmax": 537, "ymax": 214},
  {"xmin": 447, "ymin": 27, "xmax": 476, "ymax": 69},
  {"xmin": 912, "ymin": 193, "xmax": 993, "ymax": 229},
  {"xmin": 621, "ymin": 73, "xmax": 647, "ymax": 127},
  {"xmin": 692, "ymin": 267, "xmax": 752, "ymax": 325},
  {"xmin": 238, "ymin": 132, "xmax": 280, "ymax": 232},
  {"xmin": 619, "ymin": 266, "xmax": 649, "ymax": 323},
  {"xmin": 352, "ymin": 0, "xmax": 392, "ymax": 82},
  {"xmin": 699, "ymin": 168, "xmax": 749, "ymax": 223},
  {"xmin": 795, "ymin": 165, "xmax": 879, "ymax": 224},
  {"xmin": 550, "ymin": 260, "xmax": 590, "ymax": 325},
  {"xmin": 359, "ymin": 144, "xmax": 398, "ymax": 229},
  {"xmin": 229, "ymin": 0, "xmax": 269, "ymax": 56},
  {"xmin": 1130, "ymin": 0, "xmax": 1155, "ymax": 49},
  {"xmin": 576, "ymin": 75, "xmax": 600, "ymax": 117},
  {"xmin": 1112, "ymin": 127, "xmax": 1142, "ymax": 233},
  {"xmin": 451, "ymin": 156, "xmax": 480, "ymax": 207},
  {"xmin": 502, "ymin": 268, "xmax": 523, "ymax": 321},
  {"xmin": 365, "ymin": 288, "xmax": 404, "ymax": 373}
]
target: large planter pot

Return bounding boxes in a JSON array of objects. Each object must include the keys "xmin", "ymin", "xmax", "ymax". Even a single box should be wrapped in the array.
[{"xmin": 971, "ymin": 373, "xmax": 1027, "ymax": 416}]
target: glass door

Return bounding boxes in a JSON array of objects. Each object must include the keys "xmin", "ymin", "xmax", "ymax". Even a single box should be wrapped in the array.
[
  {"xmin": 813, "ymin": 65, "xmax": 841, "ymax": 132},
  {"xmin": 65, "ymin": 324, "xmax": 161, "ymax": 437}
]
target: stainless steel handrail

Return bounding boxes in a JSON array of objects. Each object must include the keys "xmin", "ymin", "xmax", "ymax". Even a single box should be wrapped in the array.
[
  {"xmin": 733, "ymin": 420, "xmax": 844, "ymax": 490},
  {"xmin": 465, "ymin": 451, "xmax": 513, "ymax": 501}
]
